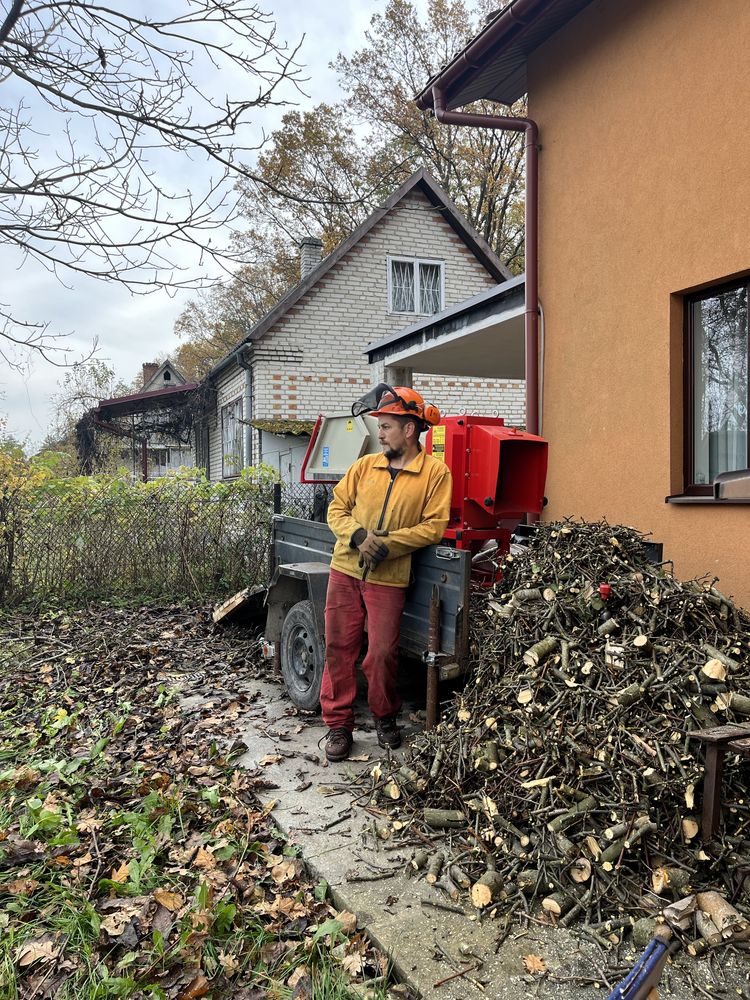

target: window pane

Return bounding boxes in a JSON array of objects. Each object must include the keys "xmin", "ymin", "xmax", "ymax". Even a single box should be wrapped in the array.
[
  {"xmin": 419, "ymin": 263, "xmax": 442, "ymax": 314},
  {"xmin": 391, "ymin": 260, "xmax": 415, "ymax": 312},
  {"xmin": 222, "ymin": 400, "xmax": 243, "ymax": 475},
  {"xmin": 692, "ymin": 287, "xmax": 748, "ymax": 485}
]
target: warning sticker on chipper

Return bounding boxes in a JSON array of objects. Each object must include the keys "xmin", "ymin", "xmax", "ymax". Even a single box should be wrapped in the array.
[
  {"xmin": 431, "ymin": 425, "xmax": 445, "ymax": 461},
  {"xmin": 322, "ymin": 446, "xmax": 330, "ymax": 468}
]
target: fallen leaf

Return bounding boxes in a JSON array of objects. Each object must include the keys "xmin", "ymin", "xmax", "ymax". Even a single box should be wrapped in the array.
[
  {"xmin": 259, "ymin": 754, "xmax": 283, "ymax": 766},
  {"xmin": 110, "ymin": 861, "xmax": 129, "ymax": 883},
  {"xmin": 342, "ymin": 951, "xmax": 365, "ymax": 976},
  {"xmin": 16, "ymin": 934, "xmax": 59, "ymax": 967},
  {"xmin": 218, "ymin": 949, "xmax": 240, "ymax": 974},
  {"xmin": 523, "ymin": 953, "xmax": 547, "ymax": 975},
  {"xmin": 4, "ymin": 877, "xmax": 39, "ymax": 895},
  {"xmin": 193, "ymin": 846, "xmax": 216, "ymax": 870},
  {"xmin": 287, "ymin": 966, "xmax": 311, "ymax": 988},
  {"xmin": 271, "ymin": 859, "xmax": 297, "ymax": 884},
  {"xmin": 153, "ymin": 888, "xmax": 184, "ymax": 911},
  {"xmin": 178, "ymin": 973, "xmax": 210, "ymax": 999},
  {"xmin": 335, "ymin": 910, "xmax": 358, "ymax": 935}
]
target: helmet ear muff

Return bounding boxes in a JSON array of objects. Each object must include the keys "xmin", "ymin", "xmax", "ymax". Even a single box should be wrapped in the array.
[{"xmin": 422, "ymin": 403, "xmax": 440, "ymax": 427}]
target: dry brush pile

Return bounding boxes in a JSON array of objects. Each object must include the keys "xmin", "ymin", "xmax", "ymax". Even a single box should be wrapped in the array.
[{"xmin": 373, "ymin": 521, "xmax": 750, "ymax": 945}]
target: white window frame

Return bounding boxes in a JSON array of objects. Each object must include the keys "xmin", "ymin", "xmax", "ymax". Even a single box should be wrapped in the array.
[
  {"xmin": 221, "ymin": 397, "xmax": 244, "ymax": 479},
  {"xmin": 387, "ymin": 256, "xmax": 445, "ymax": 316}
]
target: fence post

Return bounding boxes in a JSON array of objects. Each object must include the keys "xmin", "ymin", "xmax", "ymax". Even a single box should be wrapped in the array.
[{"xmin": 273, "ymin": 482, "xmax": 282, "ymax": 516}]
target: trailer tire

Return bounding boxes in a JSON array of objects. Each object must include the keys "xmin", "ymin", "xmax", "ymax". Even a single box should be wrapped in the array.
[{"xmin": 280, "ymin": 600, "xmax": 324, "ymax": 711}]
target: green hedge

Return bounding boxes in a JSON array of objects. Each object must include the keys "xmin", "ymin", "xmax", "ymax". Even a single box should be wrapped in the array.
[{"xmin": 0, "ymin": 466, "xmax": 306, "ymax": 606}]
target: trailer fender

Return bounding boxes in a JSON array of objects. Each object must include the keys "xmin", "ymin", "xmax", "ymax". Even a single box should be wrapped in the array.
[{"xmin": 265, "ymin": 562, "xmax": 329, "ymax": 643}]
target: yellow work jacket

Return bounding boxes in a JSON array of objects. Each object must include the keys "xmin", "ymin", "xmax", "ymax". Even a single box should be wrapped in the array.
[{"xmin": 327, "ymin": 449, "xmax": 453, "ymax": 588}]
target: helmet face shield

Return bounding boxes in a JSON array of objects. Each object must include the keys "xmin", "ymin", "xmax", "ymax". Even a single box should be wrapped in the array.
[
  {"xmin": 351, "ymin": 383, "xmax": 393, "ymax": 418},
  {"xmin": 351, "ymin": 383, "xmax": 441, "ymax": 428}
]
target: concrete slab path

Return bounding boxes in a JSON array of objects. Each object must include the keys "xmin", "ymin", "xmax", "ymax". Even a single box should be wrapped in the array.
[{"xmin": 237, "ymin": 675, "xmax": 750, "ymax": 999}]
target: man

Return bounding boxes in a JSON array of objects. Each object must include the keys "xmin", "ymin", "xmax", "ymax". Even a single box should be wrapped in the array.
[{"xmin": 321, "ymin": 385, "xmax": 453, "ymax": 762}]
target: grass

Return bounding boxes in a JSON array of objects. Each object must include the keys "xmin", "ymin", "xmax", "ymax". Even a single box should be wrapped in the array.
[{"xmin": 0, "ymin": 605, "xmax": 397, "ymax": 1000}]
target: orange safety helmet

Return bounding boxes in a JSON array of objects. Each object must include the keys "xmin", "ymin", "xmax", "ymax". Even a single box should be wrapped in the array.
[{"xmin": 359, "ymin": 384, "xmax": 440, "ymax": 428}]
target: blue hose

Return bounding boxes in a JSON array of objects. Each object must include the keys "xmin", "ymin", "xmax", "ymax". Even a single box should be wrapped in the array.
[{"xmin": 606, "ymin": 938, "xmax": 671, "ymax": 1000}]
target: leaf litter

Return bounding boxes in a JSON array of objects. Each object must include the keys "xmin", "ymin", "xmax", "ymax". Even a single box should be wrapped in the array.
[{"xmin": 0, "ymin": 601, "xmax": 401, "ymax": 999}]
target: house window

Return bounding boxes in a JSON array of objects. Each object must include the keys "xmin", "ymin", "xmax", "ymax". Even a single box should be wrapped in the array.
[
  {"xmin": 686, "ymin": 279, "xmax": 749, "ymax": 492},
  {"xmin": 388, "ymin": 257, "xmax": 444, "ymax": 315},
  {"xmin": 221, "ymin": 398, "xmax": 243, "ymax": 478}
]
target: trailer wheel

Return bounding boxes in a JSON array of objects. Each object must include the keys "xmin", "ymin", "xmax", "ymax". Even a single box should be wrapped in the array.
[{"xmin": 280, "ymin": 600, "xmax": 324, "ymax": 710}]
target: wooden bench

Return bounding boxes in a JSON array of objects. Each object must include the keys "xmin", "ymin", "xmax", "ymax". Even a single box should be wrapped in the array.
[{"xmin": 686, "ymin": 724, "xmax": 750, "ymax": 841}]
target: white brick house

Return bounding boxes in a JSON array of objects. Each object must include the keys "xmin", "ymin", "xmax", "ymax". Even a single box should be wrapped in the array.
[{"xmin": 200, "ymin": 168, "xmax": 525, "ymax": 482}]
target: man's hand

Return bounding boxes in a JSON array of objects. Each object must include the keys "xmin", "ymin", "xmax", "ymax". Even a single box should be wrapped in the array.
[{"xmin": 357, "ymin": 531, "xmax": 389, "ymax": 570}]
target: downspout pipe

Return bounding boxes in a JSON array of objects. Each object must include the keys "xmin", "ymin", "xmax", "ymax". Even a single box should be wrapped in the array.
[{"xmin": 431, "ymin": 86, "xmax": 539, "ymax": 439}]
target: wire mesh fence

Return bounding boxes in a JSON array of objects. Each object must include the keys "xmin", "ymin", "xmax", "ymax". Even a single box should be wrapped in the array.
[{"xmin": 0, "ymin": 479, "xmax": 328, "ymax": 607}]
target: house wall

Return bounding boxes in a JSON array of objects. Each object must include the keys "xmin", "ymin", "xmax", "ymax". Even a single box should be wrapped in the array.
[
  {"xmin": 251, "ymin": 188, "xmax": 523, "ymax": 426},
  {"xmin": 529, "ymin": 0, "xmax": 750, "ymax": 602}
]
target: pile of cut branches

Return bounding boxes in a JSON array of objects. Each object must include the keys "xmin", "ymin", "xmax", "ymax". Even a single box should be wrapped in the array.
[
  {"xmin": 369, "ymin": 521, "xmax": 750, "ymax": 943},
  {"xmin": 0, "ymin": 602, "xmax": 392, "ymax": 999}
]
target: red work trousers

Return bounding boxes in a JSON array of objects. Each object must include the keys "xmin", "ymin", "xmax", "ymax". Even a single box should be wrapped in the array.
[{"xmin": 320, "ymin": 568, "xmax": 407, "ymax": 731}]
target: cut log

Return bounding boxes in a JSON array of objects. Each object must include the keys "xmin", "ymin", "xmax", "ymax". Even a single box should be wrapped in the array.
[
  {"xmin": 716, "ymin": 691, "xmax": 750, "ymax": 716},
  {"xmin": 516, "ymin": 869, "xmax": 540, "ymax": 895},
  {"xmin": 701, "ymin": 658, "xmax": 727, "ymax": 682},
  {"xmin": 470, "ymin": 870, "xmax": 504, "ymax": 908},
  {"xmin": 651, "ymin": 866, "xmax": 692, "ymax": 896},
  {"xmin": 541, "ymin": 892, "xmax": 573, "ymax": 918},
  {"xmin": 616, "ymin": 682, "xmax": 643, "ymax": 707},
  {"xmin": 423, "ymin": 808, "xmax": 464, "ymax": 829},
  {"xmin": 695, "ymin": 910, "xmax": 722, "ymax": 947},
  {"xmin": 696, "ymin": 891, "xmax": 749, "ymax": 937},
  {"xmin": 425, "ymin": 851, "xmax": 445, "ymax": 885},
  {"xmin": 410, "ymin": 850, "xmax": 428, "ymax": 871},
  {"xmin": 569, "ymin": 857, "xmax": 592, "ymax": 883},
  {"xmin": 523, "ymin": 637, "xmax": 559, "ymax": 667},
  {"xmin": 449, "ymin": 864, "xmax": 471, "ymax": 890},
  {"xmin": 681, "ymin": 816, "xmax": 699, "ymax": 842},
  {"xmin": 702, "ymin": 643, "xmax": 739, "ymax": 671},
  {"xmin": 632, "ymin": 916, "xmax": 658, "ymax": 948},
  {"xmin": 632, "ymin": 635, "xmax": 653, "ymax": 655},
  {"xmin": 547, "ymin": 795, "xmax": 597, "ymax": 834}
]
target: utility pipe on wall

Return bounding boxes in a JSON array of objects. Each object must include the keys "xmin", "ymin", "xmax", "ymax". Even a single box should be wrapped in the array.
[{"xmin": 431, "ymin": 87, "xmax": 540, "ymax": 438}]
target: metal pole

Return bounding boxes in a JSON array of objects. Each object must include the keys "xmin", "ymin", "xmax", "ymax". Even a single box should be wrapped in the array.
[{"xmin": 426, "ymin": 584, "xmax": 441, "ymax": 730}]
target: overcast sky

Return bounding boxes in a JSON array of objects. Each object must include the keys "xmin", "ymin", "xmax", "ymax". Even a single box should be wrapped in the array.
[{"xmin": 1, "ymin": 0, "xmax": 397, "ymax": 448}]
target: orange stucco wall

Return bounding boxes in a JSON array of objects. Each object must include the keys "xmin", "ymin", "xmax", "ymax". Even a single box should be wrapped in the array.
[{"xmin": 528, "ymin": 0, "xmax": 750, "ymax": 603}]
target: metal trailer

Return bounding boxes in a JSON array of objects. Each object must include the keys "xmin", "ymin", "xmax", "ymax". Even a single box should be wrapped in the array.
[{"xmin": 264, "ymin": 514, "xmax": 472, "ymax": 725}]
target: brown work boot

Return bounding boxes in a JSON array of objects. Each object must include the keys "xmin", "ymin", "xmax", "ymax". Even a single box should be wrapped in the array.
[
  {"xmin": 375, "ymin": 715, "xmax": 402, "ymax": 750},
  {"xmin": 324, "ymin": 727, "xmax": 353, "ymax": 762}
]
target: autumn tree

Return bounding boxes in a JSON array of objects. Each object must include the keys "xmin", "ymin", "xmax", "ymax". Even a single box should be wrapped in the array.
[
  {"xmin": 174, "ymin": 0, "xmax": 526, "ymax": 372},
  {"xmin": 0, "ymin": 0, "xmax": 302, "ymax": 368},
  {"xmin": 39, "ymin": 359, "xmax": 133, "ymax": 473},
  {"xmin": 334, "ymin": 0, "xmax": 526, "ymax": 270}
]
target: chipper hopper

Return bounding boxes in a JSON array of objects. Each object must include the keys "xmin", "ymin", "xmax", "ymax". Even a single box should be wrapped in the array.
[{"xmin": 263, "ymin": 410, "xmax": 548, "ymax": 723}]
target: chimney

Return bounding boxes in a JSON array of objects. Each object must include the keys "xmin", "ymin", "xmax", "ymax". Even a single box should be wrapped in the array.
[
  {"xmin": 299, "ymin": 237, "xmax": 323, "ymax": 279},
  {"xmin": 142, "ymin": 362, "xmax": 159, "ymax": 388}
]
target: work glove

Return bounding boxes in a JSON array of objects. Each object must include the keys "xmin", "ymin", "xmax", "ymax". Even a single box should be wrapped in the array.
[{"xmin": 357, "ymin": 531, "xmax": 389, "ymax": 571}]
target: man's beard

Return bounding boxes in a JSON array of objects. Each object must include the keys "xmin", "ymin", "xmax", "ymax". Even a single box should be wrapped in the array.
[{"xmin": 383, "ymin": 445, "xmax": 403, "ymax": 461}]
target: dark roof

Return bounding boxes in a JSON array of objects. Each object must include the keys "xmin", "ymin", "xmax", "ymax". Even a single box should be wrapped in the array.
[
  {"xmin": 208, "ymin": 167, "xmax": 511, "ymax": 380},
  {"xmin": 366, "ymin": 274, "xmax": 524, "ymax": 363},
  {"xmin": 415, "ymin": 0, "xmax": 596, "ymax": 111},
  {"xmin": 95, "ymin": 383, "xmax": 199, "ymax": 420}
]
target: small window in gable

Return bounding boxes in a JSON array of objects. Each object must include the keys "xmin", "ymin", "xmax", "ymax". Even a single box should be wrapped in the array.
[
  {"xmin": 221, "ymin": 398, "xmax": 243, "ymax": 478},
  {"xmin": 163, "ymin": 370, "xmax": 171, "ymax": 381},
  {"xmin": 388, "ymin": 257, "xmax": 444, "ymax": 315}
]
